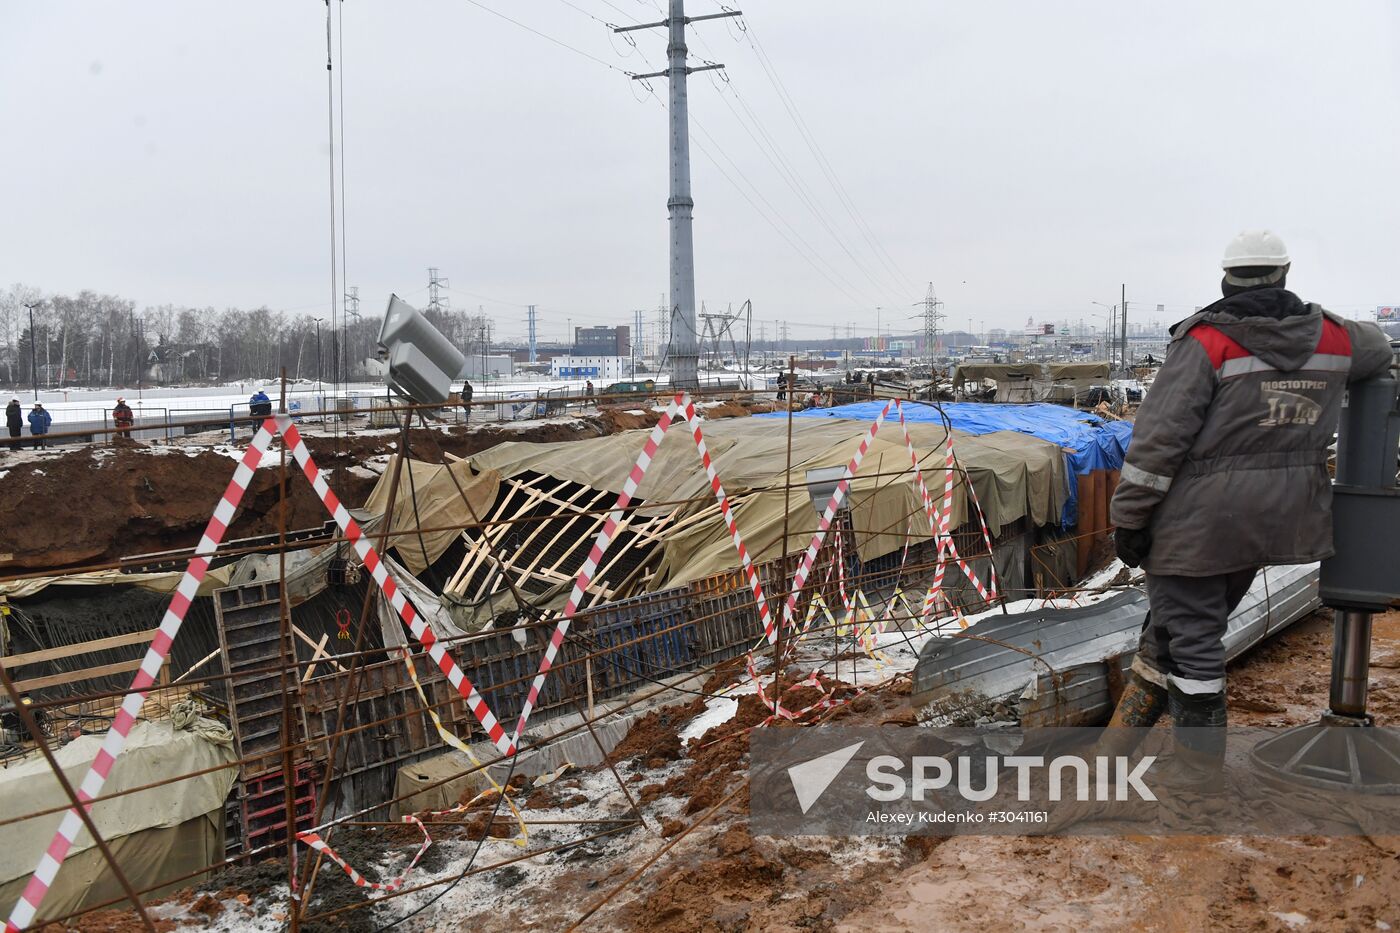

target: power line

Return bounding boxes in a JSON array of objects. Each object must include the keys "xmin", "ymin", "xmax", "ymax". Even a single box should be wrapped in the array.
[
  {"xmin": 736, "ymin": 13, "xmax": 920, "ymax": 297},
  {"xmin": 337, "ymin": 0, "xmax": 349, "ymax": 389},
  {"xmin": 638, "ymin": 84, "xmax": 874, "ymax": 314},
  {"xmin": 706, "ymin": 70, "xmax": 908, "ymax": 310},
  {"xmin": 459, "ymin": 0, "xmax": 637, "ymax": 75}
]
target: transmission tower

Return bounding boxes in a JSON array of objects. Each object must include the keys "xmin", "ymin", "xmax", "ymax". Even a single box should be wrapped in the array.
[
  {"xmin": 698, "ymin": 304, "xmax": 743, "ymax": 371},
  {"xmin": 427, "ymin": 267, "xmax": 449, "ymax": 313},
  {"xmin": 654, "ymin": 294, "xmax": 670, "ymax": 365},
  {"xmin": 527, "ymin": 305, "xmax": 538, "ymax": 363},
  {"xmin": 344, "ymin": 285, "xmax": 360, "ymax": 382},
  {"xmin": 916, "ymin": 282, "xmax": 945, "ymax": 376},
  {"xmin": 616, "ymin": 1, "xmax": 741, "ymax": 389}
]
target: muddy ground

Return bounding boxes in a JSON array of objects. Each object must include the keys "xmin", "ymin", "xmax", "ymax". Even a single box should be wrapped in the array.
[
  {"xmin": 525, "ymin": 609, "xmax": 1400, "ymax": 933},
  {"xmin": 51, "ymin": 609, "xmax": 1400, "ymax": 932},
  {"xmin": 0, "ymin": 402, "xmax": 769, "ymax": 572}
]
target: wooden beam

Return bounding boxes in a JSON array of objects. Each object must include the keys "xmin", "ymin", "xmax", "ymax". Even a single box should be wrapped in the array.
[
  {"xmin": 12, "ymin": 658, "xmax": 145, "ymax": 693},
  {"xmin": 2, "ymin": 629, "xmax": 156, "ymax": 668}
]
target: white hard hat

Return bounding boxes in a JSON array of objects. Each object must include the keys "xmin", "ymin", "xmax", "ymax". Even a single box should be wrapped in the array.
[{"xmin": 1222, "ymin": 230, "xmax": 1290, "ymax": 269}]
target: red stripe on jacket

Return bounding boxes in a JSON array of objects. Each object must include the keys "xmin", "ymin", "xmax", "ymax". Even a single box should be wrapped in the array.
[{"xmin": 1188, "ymin": 317, "xmax": 1351, "ymax": 369}]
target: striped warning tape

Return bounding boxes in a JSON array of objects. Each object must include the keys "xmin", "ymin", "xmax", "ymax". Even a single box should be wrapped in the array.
[
  {"xmin": 388, "ymin": 647, "xmax": 529, "ymax": 846},
  {"xmin": 508, "ymin": 392, "xmax": 782, "ymax": 743},
  {"xmin": 4, "ymin": 420, "xmax": 280, "ymax": 933},
  {"xmin": 299, "ymin": 815, "xmax": 432, "ymax": 892},
  {"xmin": 781, "ymin": 399, "xmax": 894, "ymax": 631},
  {"xmin": 278, "ymin": 417, "xmax": 519, "ymax": 757},
  {"xmin": 9, "ymin": 397, "xmax": 1001, "ymax": 930},
  {"xmin": 888, "ymin": 405, "xmax": 998, "ymax": 619}
]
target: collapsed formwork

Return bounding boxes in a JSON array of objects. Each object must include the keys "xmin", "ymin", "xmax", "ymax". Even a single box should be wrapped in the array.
[{"xmin": 0, "ymin": 393, "xmax": 1159, "ymax": 929}]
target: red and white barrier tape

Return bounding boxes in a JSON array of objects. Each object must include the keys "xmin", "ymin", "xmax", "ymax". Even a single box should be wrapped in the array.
[
  {"xmin": 781, "ymin": 400, "xmax": 894, "ymax": 632},
  {"xmin": 299, "ymin": 816, "xmax": 432, "ymax": 892},
  {"xmin": 509, "ymin": 392, "xmax": 780, "ymax": 743},
  {"xmin": 887, "ymin": 405, "xmax": 998, "ymax": 621},
  {"xmin": 6, "ymin": 421, "xmax": 279, "ymax": 933}
]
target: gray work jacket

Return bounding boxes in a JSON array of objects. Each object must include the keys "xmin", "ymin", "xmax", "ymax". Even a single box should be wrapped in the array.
[{"xmin": 1111, "ymin": 289, "xmax": 1393, "ymax": 576}]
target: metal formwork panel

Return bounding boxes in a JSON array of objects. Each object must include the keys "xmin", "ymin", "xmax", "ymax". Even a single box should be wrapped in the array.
[
  {"xmin": 687, "ymin": 571, "xmax": 764, "ymax": 667},
  {"xmin": 586, "ymin": 589, "xmax": 695, "ymax": 698},
  {"xmin": 214, "ymin": 581, "xmax": 306, "ymax": 777}
]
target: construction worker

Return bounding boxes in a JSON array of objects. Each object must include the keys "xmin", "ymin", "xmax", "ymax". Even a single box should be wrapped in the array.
[
  {"xmin": 5, "ymin": 399, "xmax": 20, "ymax": 449},
  {"xmin": 112, "ymin": 397, "xmax": 134, "ymax": 440},
  {"xmin": 460, "ymin": 380, "xmax": 474, "ymax": 425},
  {"xmin": 249, "ymin": 390, "xmax": 272, "ymax": 418},
  {"xmin": 1106, "ymin": 230, "xmax": 1393, "ymax": 779},
  {"xmin": 27, "ymin": 403, "xmax": 51, "ymax": 449}
]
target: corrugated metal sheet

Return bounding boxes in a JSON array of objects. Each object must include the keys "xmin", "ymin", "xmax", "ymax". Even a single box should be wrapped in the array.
[{"xmin": 915, "ymin": 564, "xmax": 1322, "ymax": 726}]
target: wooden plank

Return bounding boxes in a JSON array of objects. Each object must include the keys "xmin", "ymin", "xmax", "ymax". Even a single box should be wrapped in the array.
[
  {"xmin": 12, "ymin": 658, "xmax": 145, "ymax": 693},
  {"xmin": 3, "ymin": 628, "xmax": 157, "ymax": 668}
]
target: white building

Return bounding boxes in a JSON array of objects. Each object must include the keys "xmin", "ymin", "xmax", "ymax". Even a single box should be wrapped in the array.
[
  {"xmin": 460, "ymin": 354, "xmax": 514, "ymax": 381},
  {"xmin": 549, "ymin": 355, "xmax": 629, "ymax": 381}
]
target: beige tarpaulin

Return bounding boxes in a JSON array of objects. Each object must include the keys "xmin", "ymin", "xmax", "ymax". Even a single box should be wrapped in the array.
[
  {"xmin": 0, "ymin": 719, "xmax": 238, "ymax": 922},
  {"xmin": 0, "ymin": 564, "xmax": 236, "ymax": 601},
  {"xmin": 653, "ymin": 425, "xmax": 1066, "ymax": 588},
  {"xmin": 391, "ymin": 749, "xmax": 492, "ymax": 819},
  {"xmin": 468, "ymin": 416, "xmax": 1066, "ymax": 591},
  {"xmin": 1047, "ymin": 362, "xmax": 1110, "ymax": 381},
  {"xmin": 362, "ymin": 456, "xmax": 501, "ymax": 575}
]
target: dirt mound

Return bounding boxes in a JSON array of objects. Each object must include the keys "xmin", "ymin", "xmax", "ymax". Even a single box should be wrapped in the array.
[
  {"xmin": 607, "ymin": 698, "xmax": 706, "ymax": 767},
  {"xmin": 0, "ymin": 447, "xmax": 378, "ymax": 571},
  {"xmin": 696, "ymin": 401, "xmax": 751, "ymax": 419}
]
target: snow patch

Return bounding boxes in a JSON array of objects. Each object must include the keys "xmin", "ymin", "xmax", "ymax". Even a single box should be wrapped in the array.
[{"xmin": 679, "ymin": 697, "xmax": 738, "ymax": 745}]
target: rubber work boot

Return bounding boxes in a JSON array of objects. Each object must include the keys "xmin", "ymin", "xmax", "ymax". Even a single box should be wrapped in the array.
[
  {"xmin": 1160, "ymin": 683, "xmax": 1228, "ymax": 790},
  {"xmin": 1097, "ymin": 668, "xmax": 1169, "ymax": 759},
  {"xmin": 1040, "ymin": 670, "xmax": 1169, "ymax": 833}
]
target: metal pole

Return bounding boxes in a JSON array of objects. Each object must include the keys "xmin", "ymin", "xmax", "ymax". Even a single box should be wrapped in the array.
[
  {"xmin": 667, "ymin": 0, "xmax": 699, "ymax": 389},
  {"xmin": 1120, "ymin": 283, "xmax": 1128, "ymax": 371},
  {"xmin": 276, "ymin": 371, "xmax": 301, "ymax": 933},
  {"xmin": 1329, "ymin": 609, "xmax": 1373, "ymax": 718},
  {"xmin": 775, "ymin": 355, "xmax": 796, "ymax": 695},
  {"xmin": 26, "ymin": 304, "xmax": 40, "ymax": 402}
]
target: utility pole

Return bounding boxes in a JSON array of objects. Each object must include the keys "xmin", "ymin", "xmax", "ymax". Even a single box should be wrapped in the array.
[
  {"xmin": 427, "ymin": 267, "xmax": 449, "ymax": 314},
  {"xmin": 617, "ymin": 1, "xmax": 741, "ymax": 389},
  {"xmin": 24, "ymin": 302, "xmax": 40, "ymax": 402},
  {"xmin": 312, "ymin": 317, "xmax": 324, "ymax": 393},
  {"xmin": 527, "ymin": 305, "xmax": 538, "ymax": 363},
  {"xmin": 1120, "ymin": 282, "xmax": 1129, "ymax": 372},
  {"xmin": 633, "ymin": 308, "xmax": 644, "ymax": 369}
]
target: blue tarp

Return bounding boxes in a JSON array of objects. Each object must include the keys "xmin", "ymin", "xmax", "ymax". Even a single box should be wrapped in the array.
[{"xmin": 756, "ymin": 402, "xmax": 1134, "ymax": 526}]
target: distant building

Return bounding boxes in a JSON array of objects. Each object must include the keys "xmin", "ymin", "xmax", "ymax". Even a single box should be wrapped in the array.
[
  {"xmin": 460, "ymin": 354, "xmax": 514, "ymax": 380},
  {"xmin": 550, "ymin": 355, "xmax": 629, "ymax": 381},
  {"xmin": 573, "ymin": 326, "xmax": 630, "ymax": 358}
]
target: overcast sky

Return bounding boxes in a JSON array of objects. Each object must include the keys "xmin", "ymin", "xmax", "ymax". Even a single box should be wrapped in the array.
[{"xmin": 3, "ymin": 1, "xmax": 1397, "ymax": 343}]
